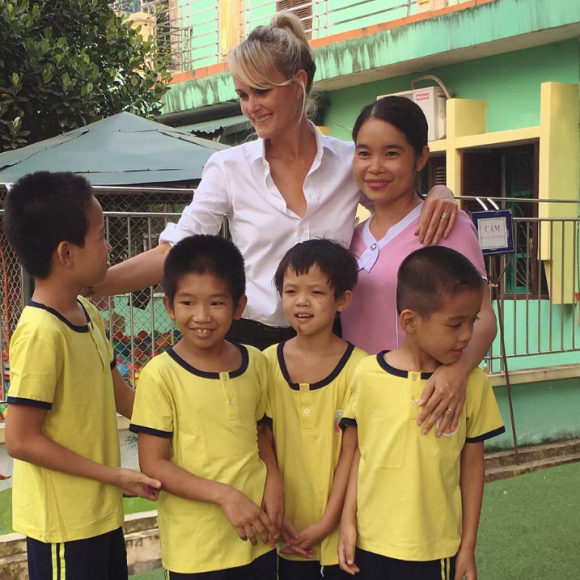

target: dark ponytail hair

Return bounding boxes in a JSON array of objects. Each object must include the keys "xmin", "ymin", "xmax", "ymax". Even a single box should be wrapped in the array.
[{"xmin": 352, "ymin": 96, "xmax": 428, "ymax": 155}]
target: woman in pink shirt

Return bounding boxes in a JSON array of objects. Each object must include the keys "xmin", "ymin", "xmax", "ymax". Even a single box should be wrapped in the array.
[{"xmin": 341, "ymin": 96, "xmax": 497, "ymax": 433}]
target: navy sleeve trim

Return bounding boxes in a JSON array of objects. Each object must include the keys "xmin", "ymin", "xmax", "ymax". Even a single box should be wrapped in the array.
[
  {"xmin": 129, "ymin": 424, "xmax": 173, "ymax": 439},
  {"xmin": 110, "ymin": 358, "xmax": 116, "ymax": 370},
  {"xmin": 339, "ymin": 417, "xmax": 357, "ymax": 431},
  {"xmin": 7, "ymin": 396, "xmax": 52, "ymax": 410},
  {"xmin": 258, "ymin": 415, "xmax": 273, "ymax": 429},
  {"xmin": 466, "ymin": 426, "xmax": 506, "ymax": 443}
]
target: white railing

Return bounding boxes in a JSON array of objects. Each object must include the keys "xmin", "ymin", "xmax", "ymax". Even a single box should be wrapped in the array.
[
  {"xmin": 1, "ymin": 188, "xmax": 579, "ymax": 405},
  {"xmin": 115, "ymin": 0, "xmax": 475, "ymax": 73}
]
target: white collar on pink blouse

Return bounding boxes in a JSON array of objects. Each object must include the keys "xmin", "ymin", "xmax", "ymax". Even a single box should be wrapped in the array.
[{"xmin": 357, "ymin": 203, "xmax": 423, "ymax": 272}]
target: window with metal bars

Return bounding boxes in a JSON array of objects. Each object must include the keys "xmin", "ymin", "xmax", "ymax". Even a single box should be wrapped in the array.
[{"xmin": 460, "ymin": 145, "xmax": 548, "ymax": 299}]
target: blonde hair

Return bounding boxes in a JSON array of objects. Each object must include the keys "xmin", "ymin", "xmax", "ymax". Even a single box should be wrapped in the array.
[{"xmin": 228, "ymin": 12, "xmax": 317, "ymax": 117}]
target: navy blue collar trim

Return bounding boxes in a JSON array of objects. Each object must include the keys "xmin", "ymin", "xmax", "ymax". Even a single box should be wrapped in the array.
[
  {"xmin": 277, "ymin": 341, "xmax": 356, "ymax": 391},
  {"xmin": 166, "ymin": 342, "xmax": 249, "ymax": 379},
  {"xmin": 27, "ymin": 300, "xmax": 91, "ymax": 333},
  {"xmin": 376, "ymin": 350, "xmax": 434, "ymax": 380}
]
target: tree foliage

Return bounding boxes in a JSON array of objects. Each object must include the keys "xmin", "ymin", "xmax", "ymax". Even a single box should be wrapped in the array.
[{"xmin": 0, "ymin": 0, "xmax": 172, "ymax": 150}]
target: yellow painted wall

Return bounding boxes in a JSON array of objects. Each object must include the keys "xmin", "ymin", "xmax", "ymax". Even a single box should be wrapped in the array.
[
  {"xmin": 219, "ymin": 0, "xmax": 243, "ymax": 59},
  {"xmin": 429, "ymin": 83, "xmax": 579, "ymax": 304},
  {"xmin": 538, "ymin": 82, "xmax": 579, "ymax": 304}
]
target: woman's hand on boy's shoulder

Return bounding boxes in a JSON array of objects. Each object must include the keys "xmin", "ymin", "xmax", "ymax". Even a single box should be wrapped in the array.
[{"xmin": 417, "ymin": 363, "xmax": 468, "ymax": 436}]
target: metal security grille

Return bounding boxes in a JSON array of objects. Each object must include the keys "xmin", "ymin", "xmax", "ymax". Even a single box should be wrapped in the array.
[
  {"xmin": 0, "ymin": 190, "xmax": 579, "ymax": 405},
  {"xmin": 0, "ymin": 185, "xmax": 198, "ymax": 404},
  {"xmin": 114, "ymin": 0, "xmax": 475, "ymax": 73}
]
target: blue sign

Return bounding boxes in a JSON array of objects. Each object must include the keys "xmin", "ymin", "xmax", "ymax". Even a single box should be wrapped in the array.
[{"xmin": 471, "ymin": 210, "xmax": 515, "ymax": 256}]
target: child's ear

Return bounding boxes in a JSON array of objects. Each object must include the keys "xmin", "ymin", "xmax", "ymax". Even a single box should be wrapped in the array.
[
  {"xmin": 55, "ymin": 241, "xmax": 73, "ymax": 267},
  {"xmin": 335, "ymin": 290, "xmax": 352, "ymax": 313},
  {"xmin": 399, "ymin": 309, "xmax": 419, "ymax": 335},
  {"xmin": 233, "ymin": 295, "xmax": 248, "ymax": 320},
  {"xmin": 162, "ymin": 295, "xmax": 176, "ymax": 320}
]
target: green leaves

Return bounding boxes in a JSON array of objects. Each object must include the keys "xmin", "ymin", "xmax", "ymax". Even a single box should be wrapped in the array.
[{"xmin": 0, "ymin": 0, "xmax": 172, "ymax": 150}]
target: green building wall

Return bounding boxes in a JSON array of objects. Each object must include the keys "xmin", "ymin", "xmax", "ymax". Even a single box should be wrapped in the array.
[
  {"xmin": 490, "ymin": 377, "xmax": 580, "ymax": 450},
  {"xmin": 324, "ymin": 40, "xmax": 580, "ymax": 140}
]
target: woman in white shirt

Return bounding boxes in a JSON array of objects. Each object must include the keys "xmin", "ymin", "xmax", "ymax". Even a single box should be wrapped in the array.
[{"xmin": 95, "ymin": 13, "xmax": 458, "ymax": 349}]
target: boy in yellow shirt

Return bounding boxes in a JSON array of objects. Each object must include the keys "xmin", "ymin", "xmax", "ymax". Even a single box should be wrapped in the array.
[
  {"xmin": 130, "ymin": 235, "xmax": 279, "ymax": 578},
  {"xmin": 339, "ymin": 246, "xmax": 504, "ymax": 580},
  {"xmin": 4, "ymin": 171, "xmax": 160, "ymax": 580},
  {"xmin": 263, "ymin": 239, "xmax": 367, "ymax": 579}
]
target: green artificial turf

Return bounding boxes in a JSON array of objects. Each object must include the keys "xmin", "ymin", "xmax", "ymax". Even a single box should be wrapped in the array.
[
  {"xmin": 2, "ymin": 463, "xmax": 578, "ymax": 579},
  {"xmin": 0, "ymin": 486, "xmax": 12, "ymax": 535},
  {"xmin": 130, "ymin": 462, "xmax": 580, "ymax": 580},
  {"xmin": 477, "ymin": 462, "xmax": 580, "ymax": 579}
]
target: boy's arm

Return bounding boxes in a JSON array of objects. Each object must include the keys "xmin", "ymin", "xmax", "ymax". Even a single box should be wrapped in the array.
[
  {"xmin": 138, "ymin": 431, "xmax": 277, "ymax": 546},
  {"xmin": 338, "ymin": 442, "xmax": 360, "ymax": 575},
  {"xmin": 112, "ymin": 366, "xmax": 135, "ymax": 419},
  {"xmin": 455, "ymin": 442, "xmax": 485, "ymax": 580},
  {"xmin": 5, "ymin": 404, "xmax": 160, "ymax": 500},
  {"xmin": 258, "ymin": 423, "xmax": 312, "ymax": 558},
  {"xmin": 257, "ymin": 423, "xmax": 284, "ymax": 539},
  {"xmin": 282, "ymin": 426, "xmax": 358, "ymax": 555}
]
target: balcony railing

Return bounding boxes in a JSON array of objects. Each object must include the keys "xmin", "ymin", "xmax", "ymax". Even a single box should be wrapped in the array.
[{"xmin": 116, "ymin": 0, "xmax": 475, "ymax": 73}]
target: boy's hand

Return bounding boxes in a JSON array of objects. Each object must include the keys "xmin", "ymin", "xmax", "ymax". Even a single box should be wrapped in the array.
[
  {"xmin": 338, "ymin": 520, "xmax": 359, "ymax": 575},
  {"xmin": 280, "ymin": 517, "xmax": 315, "ymax": 559},
  {"xmin": 219, "ymin": 486, "xmax": 277, "ymax": 546},
  {"xmin": 261, "ymin": 469, "xmax": 284, "ymax": 537},
  {"xmin": 454, "ymin": 546, "xmax": 477, "ymax": 580},
  {"xmin": 116, "ymin": 468, "xmax": 161, "ymax": 501},
  {"xmin": 280, "ymin": 520, "xmax": 328, "ymax": 559}
]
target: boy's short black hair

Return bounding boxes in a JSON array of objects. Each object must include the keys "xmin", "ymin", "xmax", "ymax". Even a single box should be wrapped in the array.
[
  {"xmin": 397, "ymin": 247, "xmax": 484, "ymax": 317},
  {"xmin": 274, "ymin": 239, "xmax": 358, "ymax": 298},
  {"xmin": 163, "ymin": 235, "xmax": 246, "ymax": 306},
  {"xmin": 3, "ymin": 171, "xmax": 94, "ymax": 279}
]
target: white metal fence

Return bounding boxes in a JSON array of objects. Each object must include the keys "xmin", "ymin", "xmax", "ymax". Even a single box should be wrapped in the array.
[
  {"xmin": 0, "ymin": 191, "xmax": 578, "ymax": 403},
  {"xmin": 116, "ymin": 0, "xmax": 475, "ymax": 72}
]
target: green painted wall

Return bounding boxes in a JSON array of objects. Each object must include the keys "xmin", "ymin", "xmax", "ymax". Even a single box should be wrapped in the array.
[
  {"xmin": 488, "ymin": 378, "xmax": 580, "ymax": 450},
  {"xmin": 487, "ymin": 299, "xmax": 580, "ymax": 373},
  {"xmin": 180, "ymin": 0, "xmax": 219, "ymax": 69},
  {"xmin": 313, "ymin": 0, "xmax": 409, "ymax": 38},
  {"xmin": 162, "ymin": 0, "xmax": 580, "ymax": 113},
  {"xmin": 324, "ymin": 40, "xmax": 580, "ymax": 139}
]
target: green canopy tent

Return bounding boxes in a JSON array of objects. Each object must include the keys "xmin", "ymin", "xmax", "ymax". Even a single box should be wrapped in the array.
[
  {"xmin": 0, "ymin": 111, "xmax": 228, "ymax": 186},
  {"xmin": 0, "ymin": 112, "xmax": 231, "ymax": 326}
]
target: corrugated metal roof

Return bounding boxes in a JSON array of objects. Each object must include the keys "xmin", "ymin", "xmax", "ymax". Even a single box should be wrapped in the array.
[{"xmin": 180, "ymin": 114, "xmax": 251, "ymax": 135}]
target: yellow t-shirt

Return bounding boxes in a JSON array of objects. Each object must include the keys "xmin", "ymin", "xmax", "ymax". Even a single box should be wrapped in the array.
[
  {"xmin": 342, "ymin": 353, "xmax": 505, "ymax": 562},
  {"xmin": 8, "ymin": 297, "xmax": 123, "ymax": 543},
  {"xmin": 264, "ymin": 341, "xmax": 367, "ymax": 565},
  {"xmin": 130, "ymin": 344, "xmax": 272, "ymax": 574}
]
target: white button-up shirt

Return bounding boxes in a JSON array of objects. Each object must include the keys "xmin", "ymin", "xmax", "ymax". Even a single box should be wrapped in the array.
[{"xmin": 160, "ymin": 124, "xmax": 361, "ymax": 328}]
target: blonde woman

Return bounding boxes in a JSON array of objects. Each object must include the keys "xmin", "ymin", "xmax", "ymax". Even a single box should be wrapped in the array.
[{"xmin": 96, "ymin": 13, "xmax": 456, "ymax": 346}]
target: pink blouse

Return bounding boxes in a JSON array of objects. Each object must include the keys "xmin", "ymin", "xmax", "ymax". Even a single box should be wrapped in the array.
[{"xmin": 341, "ymin": 207, "xmax": 486, "ymax": 354}]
